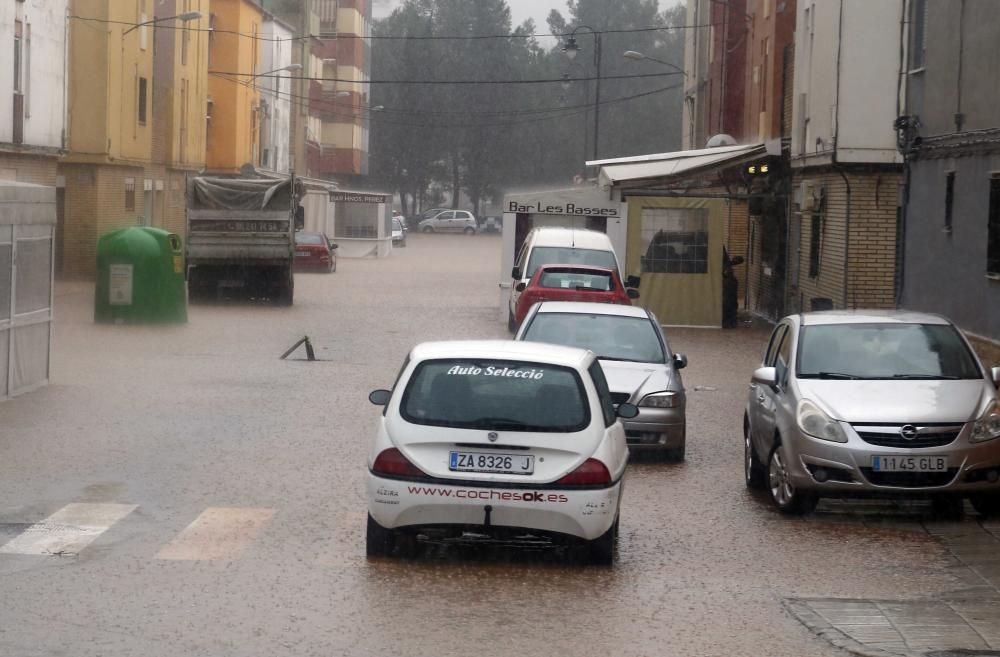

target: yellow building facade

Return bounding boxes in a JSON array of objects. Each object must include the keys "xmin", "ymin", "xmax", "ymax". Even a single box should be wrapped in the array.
[
  {"xmin": 59, "ymin": 0, "xmax": 209, "ymax": 277},
  {"xmin": 206, "ymin": 0, "xmax": 263, "ymax": 172}
]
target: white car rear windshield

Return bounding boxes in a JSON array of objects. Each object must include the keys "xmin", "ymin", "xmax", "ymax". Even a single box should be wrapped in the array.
[
  {"xmin": 526, "ymin": 247, "xmax": 617, "ymax": 278},
  {"xmin": 796, "ymin": 323, "xmax": 982, "ymax": 380},
  {"xmin": 400, "ymin": 359, "xmax": 590, "ymax": 432}
]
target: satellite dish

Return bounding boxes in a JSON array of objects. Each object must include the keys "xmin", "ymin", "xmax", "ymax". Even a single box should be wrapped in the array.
[{"xmin": 706, "ymin": 134, "xmax": 738, "ymax": 148}]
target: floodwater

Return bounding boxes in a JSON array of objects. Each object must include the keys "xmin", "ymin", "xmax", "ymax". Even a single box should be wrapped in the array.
[{"xmin": 0, "ymin": 233, "xmax": 967, "ymax": 656}]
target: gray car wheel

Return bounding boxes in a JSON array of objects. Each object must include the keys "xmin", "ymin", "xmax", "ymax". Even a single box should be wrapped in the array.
[
  {"xmin": 767, "ymin": 444, "xmax": 818, "ymax": 515},
  {"xmin": 744, "ymin": 415, "xmax": 766, "ymax": 489}
]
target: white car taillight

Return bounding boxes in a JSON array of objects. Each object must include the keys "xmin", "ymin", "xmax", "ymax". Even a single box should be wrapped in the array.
[
  {"xmin": 971, "ymin": 401, "xmax": 1000, "ymax": 443},
  {"xmin": 796, "ymin": 399, "xmax": 848, "ymax": 443}
]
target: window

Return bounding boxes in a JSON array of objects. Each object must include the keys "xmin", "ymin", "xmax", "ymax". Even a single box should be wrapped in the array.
[
  {"xmin": 640, "ymin": 207, "xmax": 709, "ymax": 274},
  {"xmin": 764, "ymin": 324, "xmax": 787, "ymax": 366},
  {"xmin": 125, "ymin": 177, "xmax": 136, "ymax": 211},
  {"xmin": 137, "ymin": 77, "xmax": 148, "ymax": 124},
  {"xmin": 796, "ymin": 323, "xmax": 982, "ymax": 380},
  {"xmin": 525, "ymin": 247, "xmax": 617, "ymax": 279},
  {"xmin": 989, "ymin": 176, "xmax": 1000, "ymax": 277},
  {"xmin": 941, "ymin": 171, "xmax": 956, "ymax": 234},
  {"xmin": 24, "ymin": 24, "xmax": 30, "ymax": 117},
  {"xmin": 208, "ymin": 14, "xmax": 215, "ymax": 66},
  {"xmin": 521, "ymin": 312, "xmax": 666, "ymax": 364},
  {"xmin": 909, "ymin": 0, "xmax": 926, "ymax": 71},
  {"xmin": 13, "ymin": 20, "xmax": 22, "ymax": 93},
  {"xmin": 399, "ymin": 359, "xmax": 590, "ymax": 433},
  {"xmin": 808, "ymin": 213, "xmax": 821, "ymax": 278},
  {"xmin": 588, "ymin": 361, "xmax": 617, "ymax": 428}
]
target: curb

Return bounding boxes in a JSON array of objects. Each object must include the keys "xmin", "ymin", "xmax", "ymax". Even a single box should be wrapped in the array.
[{"xmin": 782, "ymin": 598, "xmax": 923, "ymax": 657}]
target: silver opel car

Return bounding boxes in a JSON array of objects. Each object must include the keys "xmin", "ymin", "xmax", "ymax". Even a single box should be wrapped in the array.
[
  {"xmin": 516, "ymin": 301, "xmax": 688, "ymax": 460},
  {"xmin": 744, "ymin": 311, "xmax": 1000, "ymax": 515}
]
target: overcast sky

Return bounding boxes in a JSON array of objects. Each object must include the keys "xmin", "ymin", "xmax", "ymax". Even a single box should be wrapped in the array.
[{"xmin": 372, "ymin": 0, "xmax": 685, "ymax": 36}]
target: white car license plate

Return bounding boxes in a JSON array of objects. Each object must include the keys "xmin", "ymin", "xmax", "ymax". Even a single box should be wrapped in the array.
[
  {"xmin": 871, "ymin": 455, "xmax": 948, "ymax": 472},
  {"xmin": 449, "ymin": 451, "xmax": 534, "ymax": 475}
]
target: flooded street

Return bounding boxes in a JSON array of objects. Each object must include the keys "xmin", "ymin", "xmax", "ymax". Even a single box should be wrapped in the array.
[{"xmin": 0, "ymin": 234, "xmax": 985, "ymax": 657}]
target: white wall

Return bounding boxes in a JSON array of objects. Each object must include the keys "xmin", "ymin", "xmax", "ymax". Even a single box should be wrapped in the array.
[
  {"xmin": 791, "ymin": 0, "xmax": 904, "ymax": 167},
  {"xmin": 261, "ymin": 18, "xmax": 293, "ymax": 174},
  {"xmin": 0, "ymin": 0, "xmax": 67, "ymax": 149}
]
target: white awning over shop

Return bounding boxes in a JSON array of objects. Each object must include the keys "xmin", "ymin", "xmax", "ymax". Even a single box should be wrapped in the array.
[{"xmin": 589, "ymin": 143, "xmax": 771, "ymax": 190}]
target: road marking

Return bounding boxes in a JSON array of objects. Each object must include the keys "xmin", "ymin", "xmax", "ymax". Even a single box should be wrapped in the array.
[
  {"xmin": 155, "ymin": 507, "xmax": 275, "ymax": 561},
  {"xmin": 0, "ymin": 503, "xmax": 137, "ymax": 556}
]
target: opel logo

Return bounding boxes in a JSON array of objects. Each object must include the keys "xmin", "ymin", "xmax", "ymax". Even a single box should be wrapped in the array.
[
  {"xmin": 899, "ymin": 425, "xmax": 919, "ymax": 440},
  {"xmin": 488, "ymin": 432, "xmax": 499, "ymax": 442}
]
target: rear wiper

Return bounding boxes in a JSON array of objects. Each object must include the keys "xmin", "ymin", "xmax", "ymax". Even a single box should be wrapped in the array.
[{"xmin": 890, "ymin": 374, "xmax": 960, "ymax": 380}]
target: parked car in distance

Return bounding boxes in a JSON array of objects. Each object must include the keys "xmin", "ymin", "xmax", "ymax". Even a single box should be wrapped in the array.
[
  {"xmin": 481, "ymin": 215, "xmax": 501, "ymax": 233},
  {"xmin": 513, "ymin": 265, "xmax": 637, "ymax": 328},
  {"xmin": 418, "ymin": 210, "xmax": 478, "ymax": 234},
  {"xmin": 508, "ymin": 227, "xmax": 638, "ymax": 332},
  {"xmin": 516, "ymin": 301, "xmax": 688, "ymax": 461},
  {"xmin": 744, "ymin": 310, "xmax": 1000, "ymax": 516},
  {"xmin": 408, "ymin": 207, "xmax": 448, "ymax": 230},
  {"xmin": 366, "ymin": 339, "xmax": 637, "ymax": 564},
  {"xmin": 294, "ymin": 231, "xmax": 337, "ymax": 273},
  {"xmin": 392, "ymin": 217, "xmax": 407, "ymax": 247}
]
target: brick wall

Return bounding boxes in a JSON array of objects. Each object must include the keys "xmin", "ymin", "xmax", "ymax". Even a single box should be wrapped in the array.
[
  {"xmin": 0, "ymin": 152, "xmax": 58, "ymax": 186},
  {"xmin": 789, "ymin": 169, "xmax": 901, "ymax": 312}
]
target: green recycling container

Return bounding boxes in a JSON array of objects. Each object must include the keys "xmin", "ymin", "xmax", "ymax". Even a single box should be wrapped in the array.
[{"xmin": 95, "ymin": 227, "xmax": 188, "ymax": 324}]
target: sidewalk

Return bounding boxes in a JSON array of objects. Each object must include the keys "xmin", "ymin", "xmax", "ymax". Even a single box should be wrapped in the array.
[{"xmin": 786, "ymin": 516, "xmax": 1000, "ymax": 656}]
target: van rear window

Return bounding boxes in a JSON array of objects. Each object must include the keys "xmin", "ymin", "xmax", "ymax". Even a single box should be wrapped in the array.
[
  {"xmin": 400, "ymin": 359, "xmax": 590, "ymax": 432},
  {"xmin": 526, "ymin": 247, "xmax": 617, "ymax": 278}
]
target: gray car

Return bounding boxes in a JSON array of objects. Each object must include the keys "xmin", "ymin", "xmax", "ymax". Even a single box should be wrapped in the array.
[
  {"xmin": 744, "ymin": 310, "xmax": 1000, "ymax": 515},
  {"xmin": 516, "ymin": 301, "xmax": 688, "ymax": 460}
]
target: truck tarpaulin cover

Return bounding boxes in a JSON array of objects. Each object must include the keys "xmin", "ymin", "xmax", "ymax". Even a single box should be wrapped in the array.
[{"xmin": 190, "ymin": 177, "xmax": 297, "ymax": 211}]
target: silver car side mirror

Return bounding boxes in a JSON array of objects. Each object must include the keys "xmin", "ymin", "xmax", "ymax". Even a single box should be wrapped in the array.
[
  {"xmin": 751, "ymin": 366, "xmax": 777, "ymax": 387},
  {"xmin": 992, "ymin": 366, "xmax": 1000, "ymax": 388}
]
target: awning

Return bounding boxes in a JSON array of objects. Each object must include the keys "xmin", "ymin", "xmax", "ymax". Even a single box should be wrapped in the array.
[{"xmin": 589, "ymin": 142, "xmax": 775, "ymax": 190}]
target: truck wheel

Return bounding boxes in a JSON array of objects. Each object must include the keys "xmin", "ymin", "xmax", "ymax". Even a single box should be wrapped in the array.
[{"xmin": 275, "ymin": 269, "xmax": 294, "ymax": 306}]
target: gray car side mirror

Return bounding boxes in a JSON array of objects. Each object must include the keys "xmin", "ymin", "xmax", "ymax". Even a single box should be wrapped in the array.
[
  {"xmin": 992, "ymin": 366, "xmax": 1000, "ymax": 388},
  {"xmin": 673, "ymin": 353, "xmax": 688, "ymax": 369},
  {"xmin": 369, "ymin": 389, "xmax": 391, "ymax": 405},
  {"xmin": 752, "ymin": 366, "xmax": 777, "ymax": 387},
  {"xmin": 617, "ymin": 403, "xmax": 639, "ymax": 419}
]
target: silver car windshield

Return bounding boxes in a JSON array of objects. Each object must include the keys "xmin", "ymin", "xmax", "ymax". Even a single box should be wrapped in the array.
[
  {"xmin": 400, "ymin": 359, "xmax": 590, "ymax": 432},
  {"xmin": 523, "ymin": 313, "xmax": 666, "ymax": 364},
  {"xmin": 526, "ymin": 247, "xmax": 617, "ymax": 278},
  {"xmin": 796, "ymin": 323, "xmax": 982, "ymax": 380}
]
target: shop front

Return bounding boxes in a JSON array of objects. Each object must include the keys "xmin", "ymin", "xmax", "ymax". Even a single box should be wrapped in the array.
[
  {"xmin": 329, "ymin": 191, "xmax": 392, "ymax": 258},
  {"xmin": 498, "ymin": 187, "xmax": 627, "ymax": 321}
]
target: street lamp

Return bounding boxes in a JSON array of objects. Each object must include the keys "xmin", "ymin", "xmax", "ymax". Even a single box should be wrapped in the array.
[
  {"xmin": 253, "ymin": 63, "xmax": 302, "ymax": 80},
  {"xmin": 123, "ymin": 11, "xmax": 201, "ymax": 35},
  {"xmin": 623, "ymin": 50, "xmax": 687, "ymax": 77},
  {"xmin": 562, "ymin": 25, "xmax": 602, "ymax": 162}
]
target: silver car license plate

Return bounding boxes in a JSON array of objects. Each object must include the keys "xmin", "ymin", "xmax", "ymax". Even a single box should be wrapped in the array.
[
  {"xmin": 871, "ymin": 455, "xmax": 948, "ymax": 472},
  {"xmin": 449, "ymin": 451, "xmax": 534, "ymax": 475}
]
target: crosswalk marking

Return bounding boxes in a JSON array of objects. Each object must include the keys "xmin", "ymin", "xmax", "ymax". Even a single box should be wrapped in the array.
[
  {"xmin": 155, "ymin": 507, "xmax": 275, "ymax": 561},
  {"xmin": 0, "ymin": 503, "xmax": 137, "ymax": 556}
]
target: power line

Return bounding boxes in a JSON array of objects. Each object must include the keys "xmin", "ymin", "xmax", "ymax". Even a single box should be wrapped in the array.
[
  {"xmin": 68, "ymin": 14, "xmax": 717, "ymax": 43},
  {"xmin": 210, "ymin": 70, "xmax": 684, "ymax": 86},
  {"xmin": 210, "ymin": 71, "xmax": 682, "ymax": 129}
]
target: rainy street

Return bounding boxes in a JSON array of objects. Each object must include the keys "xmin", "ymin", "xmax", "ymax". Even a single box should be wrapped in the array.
[{"xmin": 0, "ymin": 234, "xmax": 995, "ymax": 657}]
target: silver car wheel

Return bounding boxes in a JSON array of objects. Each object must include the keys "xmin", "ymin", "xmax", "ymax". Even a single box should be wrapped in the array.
[
  {"xmin": 768, "ymin": 449, "xmax": 794, "ymax": 507},
  {"xmin": 744, "ymin": 432, "xmax": 753, "ymax": 482}
]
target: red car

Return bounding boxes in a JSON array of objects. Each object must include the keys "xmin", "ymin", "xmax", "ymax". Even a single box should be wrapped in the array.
[
  {"xmin": 513, "ymin": 265, "xmax": 638, "ymax": 327},
  {"xmin": 294, "ymin": 231, "xmax": 338, "ymax": 273}
]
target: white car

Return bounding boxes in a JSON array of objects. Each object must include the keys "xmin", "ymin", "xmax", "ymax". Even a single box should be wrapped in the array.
[{"xmin": 366, "ymin": 340, "xmax": 636, "ymax": 564}]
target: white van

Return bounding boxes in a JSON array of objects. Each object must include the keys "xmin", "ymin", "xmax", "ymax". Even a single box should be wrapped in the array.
[{"xmin": 507, "ymin": 227, "xmax": 634, "ymax": 331}]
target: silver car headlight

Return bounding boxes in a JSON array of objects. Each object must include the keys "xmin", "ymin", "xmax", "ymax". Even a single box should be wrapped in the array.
[
  {"xmin": 639, "ymin": 392, "xmax": 679, "ymax": 408},
  {"xmin": 971, "ymin": 401, "xmax": 1000, "ymax": 443},
  {"xmin": 796, "ymin": 399, "xmax": 848, "ymax": 443}
]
